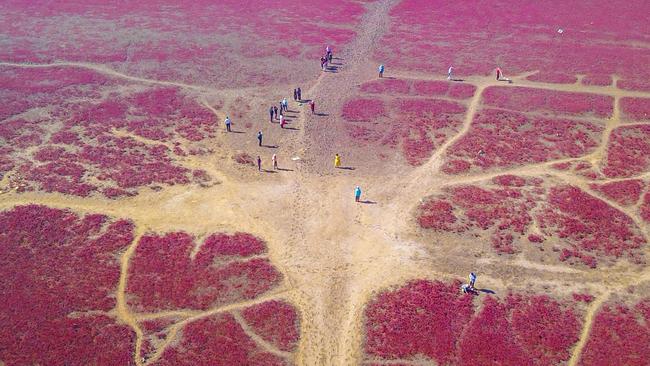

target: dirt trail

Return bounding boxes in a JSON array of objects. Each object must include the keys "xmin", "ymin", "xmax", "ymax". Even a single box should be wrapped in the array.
[{"xmin": 3, "ymin": 1, "xmax": 650, "ymax": 365}]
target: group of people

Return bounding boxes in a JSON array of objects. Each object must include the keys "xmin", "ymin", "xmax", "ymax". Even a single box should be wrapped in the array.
[
  {"xmin": 321, "ymin": 45, "xmax": 334, "ymax": 71},
  {"xmin": 461, "ymin": 272, "xmax": 478, "ymax": 295},
  {"xmin": 256, "ymin": 153, "xmax": 278, "ymax": 172}
]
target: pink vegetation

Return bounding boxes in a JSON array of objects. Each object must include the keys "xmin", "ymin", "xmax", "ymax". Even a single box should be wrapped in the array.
[
  {"xmin": 360, "ymin": 79, "xmax": 410, "ymax": 94},
  {"xmin": 620, "ymin": 97, "xmax": 650, "ymax": 122},
  {"xmin": 1, "ymin": 65, "xmax": 217, "ymax": 197},
  {"xmin": 364, "ymin": 280, "xmax": 581, "ymax": 365},
  {"xmin": 375, "ymin": 1, "xmax": 650, "ymax": 91},
  {"xmin": 418, "ymin": 179, "xmax": 646, "ymax": 267},
  {"xmin": 127, "ymin": 232, "xmax": 281, "ymax": 312},
  {"xmin": 154, "ymin": 313, "xmax": 289, "ymax": 366},
  {"xmin": 341, "ymin": 98, "xmax": 387, "ymax": 122},
  {"xmin": 589, "ymin": 180, "xmax": 644, "ymax": 206},
  {"xmin": 242, "ymin": 300, "xmax": 301, "ymax": 352},
  {"xmin": 579, "ymin": 299, "xmax": 650, "ymax": 366},
  {"xmin": 602, "ymin": 125, "xmax": 650, "ymax": 178},
  {"xmin": 445, "ymin": 108, "xmax": 602, "ymax": 172},
  {"xmin": 538, "ymin": 185, "xmax": 645, "ymax": 267},
  {"xmin": 482, "ymin": 86, "xmax": 613, "ymax": 118},
  {"xmin": 526, "ymin": 72, "xmax": 578, "ymax": 84},
  {"xmin": 358, "ymin": 78, "xmax": 476, "ymax": 100},
  {"xmin": 0, "ymin": 205, "xmax": 136, "ymax": 365}
]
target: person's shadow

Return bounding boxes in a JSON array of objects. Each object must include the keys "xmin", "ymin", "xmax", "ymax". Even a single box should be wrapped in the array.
[
  {"xmin": 359, "ymin": 200, "xmax": 376, "ymax": 204},
  {"xmin": 476, "ymin": 288, "xmax": 496, "ymax": 294}
]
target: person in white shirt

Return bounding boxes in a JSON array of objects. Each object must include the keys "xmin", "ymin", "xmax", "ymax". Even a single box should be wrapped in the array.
[{"xmin": 447, "ymin": 66, "xmax": 454, "ymax": 80}]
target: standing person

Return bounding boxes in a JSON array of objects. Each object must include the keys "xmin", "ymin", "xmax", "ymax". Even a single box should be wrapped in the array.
[
  {"xmin": 269, "ymin": 106, "xmax": 274, "ymax": 122},
  {"xmin": 334, "ymin": 153, "xmax": 341, "ymax": 168},
  {"xmin": 354, "ymin": 186, "xmax": 362, "ymax": 202},
  {"xmin": 328, "ymin": 51, "xmax": 333, "ymax": 63},
  {"xmin": 447, "ymin": 66, "xmax": 454, "ymax": 80},
  {"xmin": 297, "ymin": 87, "xmax": 302, "ymax": 101},
  {"xmin": 310, "ymin": 100, "xmax": 315, "ymax": 114},
  {"xmin": 257, "ymin": 155, "xmax": 262, "ymax": 171},
  {"xmin": 496, "ymin": 67, "xmax": 502, "ymax": 81},
  {"xmin": 378, "ymin": 64, "xmax": 385, "ymax": 78},
  {"xmin": 272, "ymin": 154, "xmax": 278, "ymax": 170},
  {"xmin": 257, "ymin": 131, "xmax": 263, "ymax": 146},
  {"xmin": 224, "ymin": 116, "xmax": 232, "ymax": 132},
  {"xmin": 321, "ymin": 56, "xmax": 327, "ymax": 71},
  {"xmin": 469, "ymin": 272, "xmax": 477, "ymax": 289},
  {"xmin": 280, "ymin": 114, "xmax": 286, "ymax": 128},
  {"xmin": 293, "ymin": 88, "xmax": 298, "ymax": 101},
  {"xmin": 326, "ymin": 45, "xmax": 331, "ymax": 54},
  {"xmin": 273, "ymin": 106, "xmax": 278, "ymax": 120},
  {"xmin": 282, "ymin": 98, "xmax": 288, "ymax": 112}
]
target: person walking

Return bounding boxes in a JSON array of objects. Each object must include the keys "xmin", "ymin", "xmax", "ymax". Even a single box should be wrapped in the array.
[
  {"xmin": 328, "ymin": 51, "xmax": 333, "ymax": 63},
  {"xmin": 293, "ymin": 88, "xmax": 298, "ymax": 101},
  {"xmin": 354, "ymin": 186, "xmax": 362, "ymax": 202},
  {"xmin": 297, "ymin": 87, "xmax": 302, "ymax": 101},
  {"xmin": 272, "ymin": 154, "xmax": 278, "ymax": 170},
  {"xmin": 334, "ymin": 153, "xmax": 341, "ymax": 168},
  {"xmin": 273, "ymin": 106, "xmax": 278, "ymax": 120},
  {"xmin": 280, "ymin": 115, "xmax": 286, "ymax": 128},
  {"xmin": 496, "ymin": 67, "xmax": 502, "ymax": 81},
  {"xmin": 257, "ymin": 155, "xmax": 262, "ymax": 171},
  {"xmin": 224, "ymin": 116, "xmax": 232, "ymax": 132},
  {"xmin": 310, "ymin": 100, "xmax": 315, "ymax": 114},
  {"xmin": 378, "ymin": 64, "xmax": 385, "ymax": 78},
  {"xmin": 257, "ymin": 131, "xmax": 263, "ymax": 146},
  {"xmin": 269, "ymin": 106, "xmax": 274, "ymax": 122},
  {"xmin": 469, "ymin": 272, "xmax": 477, "ymax": 290},
  {"xmin": 447, "ymin": 66, "xmax": 454, "ymax": 80}
]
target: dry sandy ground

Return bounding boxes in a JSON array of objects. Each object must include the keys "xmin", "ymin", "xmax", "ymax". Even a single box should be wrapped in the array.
[{"xmin": 1, "ymin": 0, "xmax": 649, "ymax": 365}]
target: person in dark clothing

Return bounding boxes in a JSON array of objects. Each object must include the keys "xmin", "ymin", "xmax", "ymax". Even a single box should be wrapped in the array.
[
  {"xmin": 257, "ymin": 131, "xmax": 263, "ymax": 146},
  {"xmin": 269, "ymin": 106, "xmax": 274, "ymax": 122},
  {"xmin": 293, "ymin": 88, "xmax": 298, "ymax": 101},
  {"xmin": 297, "ymin": 87, "xmax": 302, "ymax": 101},
  {"xmin": 273, "ymin": 106, "xmax": 278, "ymax": 120},
  {"xmin": 257, "ymin": 155, "xmax": 262, "ymax": 171}
]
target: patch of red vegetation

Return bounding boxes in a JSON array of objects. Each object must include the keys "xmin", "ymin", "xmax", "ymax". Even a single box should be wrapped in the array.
[
  {"xmin": 579, "ymin": 299, "xmax": 650, "ymax": 366},
  {"xmin": 360, "ymin": 79, "xmax": 410, "ymax": 94},
  {"xmin": 539, "ymin": 185, "xmax": 645, "ymax": 267},
  {"xmin": 418, "ymin": 178, "xmax": 646, "ymax": 267},
  {"xmin": 620, "ymin": 97, "xmax": 650, "ymax": 122},
  {"xmin": 589, "ymin": 179, "xmax": 644, "ymax": 206},
  {"xmin": 242, "ymin": 300, "xmax": 300, "ymax": 352},
  {"xmin": 581, "ymin": 74, "xmax": 612, "ymax": 87},
  {"xmin": 602, "ymin": 125, "xmax": 650, "ymax": 178},
  {"xmin": 375, "ymin": 1, "xmax": 650, "ymax": 92},
  {"xmin": 154, "ymin": 313, "xmax": 290, "ymax": 366},
  {"xmin": 413, "ymin": 81, "xmax": 476, "ymax": 100},
  {"xmin": 1, "ymin": 66, "xmax": 217, "ymax": 197},
  {"xmin": 341, "ymin": 93, "xmax": 467, "ymax": 165},
  {"xmin": 2, "ymin": 1, "xmax": 366, "ymax": 88},
  {"xmin": 526, "ymin": 72, "xmax": 578, "ymax": 84},
  {"xmin": 341, "ymin": 98, "xmax": 387, "ymax": 122},
  {"xmin": 445, "ymin": 109, "xmax": 602, "ymax": 172},
  {"xmin": 359, "ymin": 79, "xmax": 477, "ymax": 100},
  {"xmin": 364, "ymin": 280, "xmax": 474, "ymax": 363},
  {"xmin": 364, "ymin": 280, "xmax": 581, "ymax": 365},
  {"xmin": 482, "ymin": 86, "xmax": 613, "ymax": 118},
  {"xmin": 0, "ymin": 205, "xmax": 136, "ymax": 365},
  {"xmin": 127, "ymin": 232, "xmax": 281, "ymax": 312}
]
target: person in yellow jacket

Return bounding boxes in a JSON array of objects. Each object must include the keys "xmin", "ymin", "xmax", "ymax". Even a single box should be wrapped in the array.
[{"xmin": 334, "ymin": 153, "xmax": 341, "ymax": 168}]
